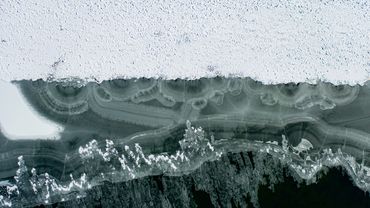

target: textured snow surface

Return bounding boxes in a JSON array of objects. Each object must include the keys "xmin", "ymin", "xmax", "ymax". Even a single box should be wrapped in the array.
[{"xmin": 0, "ymin": 0, "xmax": 369, "ymax": 84}]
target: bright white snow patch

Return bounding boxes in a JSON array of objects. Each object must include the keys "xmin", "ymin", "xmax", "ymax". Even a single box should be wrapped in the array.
[
  {"xmin": 0, "ymin": 0, "xmax": 369, "ymax": 84},
  {"xmin": 0, "ymin": 81, "xmax": 63, "ymax": 140}
]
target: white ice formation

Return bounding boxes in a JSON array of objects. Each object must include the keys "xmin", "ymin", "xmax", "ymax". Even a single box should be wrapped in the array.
[{"xmin": 0, "ymin": 81, "xmax": 63, "ymax": 140}]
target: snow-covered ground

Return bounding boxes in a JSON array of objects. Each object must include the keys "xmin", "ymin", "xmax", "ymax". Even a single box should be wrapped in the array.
[{"xmin": 0, "ymin": 0, "xmax": 369, "ymax": 84}]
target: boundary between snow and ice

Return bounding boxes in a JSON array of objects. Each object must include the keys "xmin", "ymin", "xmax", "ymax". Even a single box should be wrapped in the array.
[{"xmin": 1, "ymin": 0, "xmax": 369, "ymax": 85}]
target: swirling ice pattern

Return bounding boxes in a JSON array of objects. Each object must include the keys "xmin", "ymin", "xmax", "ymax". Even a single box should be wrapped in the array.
[{"xmin": 0, "ymin": 78, "xmax": 369, "ymax": 207}]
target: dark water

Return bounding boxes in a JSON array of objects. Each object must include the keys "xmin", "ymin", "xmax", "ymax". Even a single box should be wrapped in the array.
[
  {"xmin": 33, "ymin": 164, "xmax": 370, "ymax": 208},
  {"xmin": 189, "ymin": 167, "xmax": 370, "ymax": 208},
  {"xmin": 258, "ymin": 167, "xmax": 370, "ymax": 208}
]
